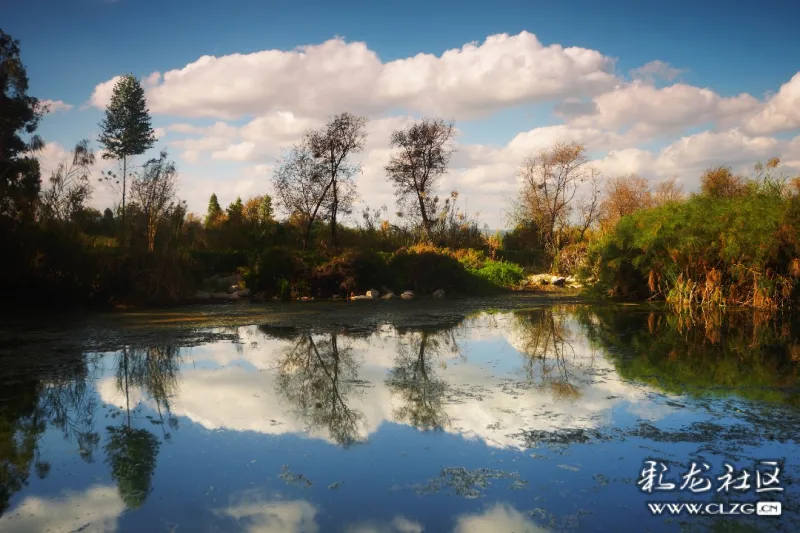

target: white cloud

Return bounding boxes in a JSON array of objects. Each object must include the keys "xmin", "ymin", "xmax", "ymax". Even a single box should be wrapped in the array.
[
  {"xmin": 453, "ymin": 503, "xmax": 547, "ymax": 533},
  {"xmin": 91, "ymin": 32, "xmax": 618, "ymax": 120},
  {"xmin": 629, "ymin": 60, "xmax": 684, "ymax": 83},
  {"xmin": 566, "ymin": 81, "xmax": 761, "ymax": 137},
  {"xmin": 40, "ymin": 99, "xmax": 74, "ymax": 113},
  {"xmin": 89, "ymin": 75, "xmax": 122, "ymax": 110},
  {"xmin": 346, "ymin": 516, "xmax": 424, "ymax": 533},
  {"xmin": 81, "ymin": 30, "xmax": 800, "ymax": 228},
  {"xmin": 0, "ymin": 485, "xmax": 124, "ymax": 533},
  {"xmin": 745, "ymin": 72, "xmax": 800, "ymax": 135},
  {"xmin": 216, "ymin": 492, "xmax": 318, "ymax": 533}
]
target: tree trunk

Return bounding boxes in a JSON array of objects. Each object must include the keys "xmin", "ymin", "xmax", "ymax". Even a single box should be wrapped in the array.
[
  {"xmin": 121, "ymin": 156, "xmax": 127, "ymax": 247},
  {"xmin": 417, "ymin": 192, "xmax": 431, "ymax": 241},
  {"xmin": 330, "ymin": 178, "xmax": 338, "ymax": 248}
]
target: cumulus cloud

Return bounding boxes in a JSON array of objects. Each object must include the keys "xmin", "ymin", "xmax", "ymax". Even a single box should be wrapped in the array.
[
  {"xmin": 90, "ymin": 32, "xmax": 618, "ymax": 120},
  {"xmin": 215, "ymin": 492, "xmax": 319, "ymax": 533},
  {"xmin": 592, "ymin": 129, "xmax": 800, "ymax": 186},
  {"xmin": 453, "ymin": 503, "xmax": 547, "ymax": 533},
  {"xmin": 89, "ymin": 75, "xmax": 122, "ymax": 109},
  {"xmin": 346, "ymin": 516, "xmax": 424, "ymax": 533},
  {"xmin": 80, "ymin": 31, "xmax": 800, "ymax": 228},
  {"xmin": 0, "ymin": 485, "xmax": 124, "ymax": 533},
  {"xmin": 745, "ymin": 72, "xmax": 800, "ymax": 135},
  {"xmin": 565, "ymin": 81, "xmax": 761, "ymax": 137}
]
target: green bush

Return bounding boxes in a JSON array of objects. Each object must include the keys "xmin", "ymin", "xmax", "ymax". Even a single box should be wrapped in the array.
[
  {"xmin": 471, "ymin": 260, "xmax": 525, "ymax": 287},
  {"xmin": 585, "ymin": 189, "xmax": 800, "ymax": 309}
]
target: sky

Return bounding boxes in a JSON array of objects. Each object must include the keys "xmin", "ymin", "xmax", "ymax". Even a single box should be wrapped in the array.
[{"xmin": 4, "ymin": 0, "xmax": 800, "ymax": 228}]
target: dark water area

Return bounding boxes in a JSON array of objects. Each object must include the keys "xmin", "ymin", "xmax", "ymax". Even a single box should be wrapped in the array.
[{"xmin": 0, "ymin": 299, "xmax": 798, "ymax": 532}]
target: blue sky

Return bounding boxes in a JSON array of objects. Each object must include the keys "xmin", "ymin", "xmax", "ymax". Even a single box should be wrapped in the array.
[{"xmin": 4, "ymin": 0, "xmax": 800, "ymax": 227}]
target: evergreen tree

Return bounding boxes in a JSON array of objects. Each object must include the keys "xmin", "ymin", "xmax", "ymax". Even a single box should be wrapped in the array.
[
  {"xmin": 205, "ymin": 193, "xmax": 223, "ymax": 227},
  {"xmin": 0, "ymin": 30, "xmax": 46, "ymax": 223},
  {"xmin": 226, "ymin": 197, "xmax": 244, "ymax": 226},
  {"xmin": 97, "ymin": 74, "xmax": 156, "ymax": 243}
]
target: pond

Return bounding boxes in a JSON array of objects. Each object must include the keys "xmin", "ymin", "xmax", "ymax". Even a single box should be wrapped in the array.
[{"xmin": 0, "ymin": 299, "xmax": 798, "ymax": 532}]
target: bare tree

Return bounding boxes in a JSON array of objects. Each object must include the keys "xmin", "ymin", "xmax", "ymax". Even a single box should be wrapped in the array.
[
  {"xmin": 39, "ymin": 139, "xmax": 95, "ymax": 222},
  {"xmin": 273, "ymin": 143, "xmax": 330, "ymax": 248},
  {"xmin": 514, "ymin": 141, "xmax": 589, "ymax": 256},
  {"xmin": 599, "ymin": 173, "xmax": 654, "ymax": 229},
  {"xmin": 577, "ymin": 168, "xmax": 602, "ymax": 241},
  {"xmin": 130, "ymin": 151, "xmax": 178, "ymax": 252},
  {"xmin": 307, "ymin": 113, "xmax": 368, "ymax": 247},
  {"xmin": 653, "ymin": 177, "xmax": 684, "ymax": 205},
  {"xmin": 385, "ymin": 118, "xmax": 456, "ymax": 241}
]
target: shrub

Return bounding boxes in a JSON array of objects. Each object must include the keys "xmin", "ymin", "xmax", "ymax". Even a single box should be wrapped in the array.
[
  {"xmin": 554, "ymin": 242, "xmax": 588, "ymax": 276},
  {"xmin": 451, "ymin": 248, "xmax": 487, "ymax": 270},
  {"xmin": 312, "ymin": 250, "xmax": 387, "ymax": 297},
  {"xmin": 585, "ymin": 189, "xmax": 800, "ymax": 309},
  {"xmin": 244, "ymin": 246, "xmax": 309, "ymax": 297},
  {"xmin": 388, "ymin": 246, "xmax": 469, "ymax": 294},
  {"xmin": 471, "ymin": 260, "xmax": 525, "ymax": 288}
]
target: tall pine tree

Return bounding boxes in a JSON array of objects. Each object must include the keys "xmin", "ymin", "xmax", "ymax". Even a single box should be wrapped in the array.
[
  {"xmin": 98, "ymin": 74, "xmax": 156, "ymax": 243},
  {"xmin": 205, "ymin": 193, "xmax": 223, "ymax": 227}
]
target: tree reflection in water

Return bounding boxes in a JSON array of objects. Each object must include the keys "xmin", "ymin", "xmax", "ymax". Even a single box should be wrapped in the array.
[
  {"xmin": 275, "ymin": 333, "xmax": 366, "ymax": 447},
  {"xmin": 104, "ymin": 344, "xmax": 182, "ymax": 508},
  {"xmin": 511, "ymin": 307, "xmax": 594, "ymax": 401},
  {"xmin": 0, "ymin": 352, "xmax": 101, "ymax": 516},
  {"xmin": 386, "ymin": 324, "xmax": 460, "ymax": 432}
]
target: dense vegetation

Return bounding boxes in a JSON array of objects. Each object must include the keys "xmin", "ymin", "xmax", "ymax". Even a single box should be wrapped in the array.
[
  {"xmin": 583, "ymin": 164, "xmax": 800, "ymax": 311},
  {"xmin": 1, "ymin": 28, "xmax": 799, "ymax": 310}
]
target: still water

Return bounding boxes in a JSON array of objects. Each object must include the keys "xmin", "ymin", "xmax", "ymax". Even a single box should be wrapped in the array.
[{"xmin": 1, "ymin": 301, "xmax": 798, "ymax": 532}]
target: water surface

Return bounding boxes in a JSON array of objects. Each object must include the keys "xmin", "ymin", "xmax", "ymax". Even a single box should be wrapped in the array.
[{"xmin": 1, "ymin": 301, "xmax": 798, "ymax": 532}]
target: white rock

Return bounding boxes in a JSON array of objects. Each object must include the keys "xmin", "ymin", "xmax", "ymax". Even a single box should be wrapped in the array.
[
  {"xmin": 381, "ymin": 292, "xmax": 395, "ymax": 300},
  {"xmin": 401, "ymin": 290, "xmax": 415, "ymax": 300},
  {"xmin": 432, "ymin": 289, "xmax": 445, "ymax": 298}
]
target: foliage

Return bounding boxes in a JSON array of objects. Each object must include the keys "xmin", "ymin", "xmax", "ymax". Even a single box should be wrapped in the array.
[
  {"xmin": 585, "ymin": 179, "xmax": 800, "ymax": 310},
  {"xmin": 243, "ymin": 246, "xmax": 310, "ymax": 298},
  {"xmin": 97, "ymin": 74, "xmax": 156, "ymax": 162},
  {"xmin": 312, "ymin": 249, "xmax": 387, "ymax": 297},
  {"xmin": 0, "ymin": 29, "xmax": 46, "ymax": 223},
  {"xmin": 104, "ymin": 426, "xmax": 160, "ymax": 509},
  {"xmin": 470, "ymin": 260, "xmax": 524, "ymax": 288},
  {"xmin": 575, "ymin": 307, "xmax": 800, "ymax": 407}
]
